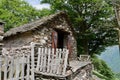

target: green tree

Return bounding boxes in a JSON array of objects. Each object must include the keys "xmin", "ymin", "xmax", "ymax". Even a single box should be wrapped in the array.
[
  {"xmin": 115, "ymin": 72, "xmax": 120, "ymax": 79},
  {"xmin": 41, "ymin": 0, "xmax": 118, "ymax": 55},
  {"xmin": 0, "ymin": 0, "xmax": 52, "ymax": 31}
]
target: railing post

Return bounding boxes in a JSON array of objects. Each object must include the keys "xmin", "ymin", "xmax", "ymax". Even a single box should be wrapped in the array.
[
  {"xmin": 0, "ymin": 55, "xmax": 2, "ymax": 80},
  {"xmin": 0, "ymin": 20, "xmax": 4, "ymax": 80},
  {"xmin": 0, "ymin": 43, "xmax": 3, "ymax": 80},
  {"xmin": 26, "ymin": 55, "xmax": 30, "ymax": 80},
  {"xmin": 31, "ymin": 42, "xmax": 35, "ymax": 80}
]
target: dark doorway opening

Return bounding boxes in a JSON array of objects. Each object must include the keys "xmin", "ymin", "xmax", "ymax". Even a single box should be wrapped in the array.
[
  {"xmin": 57, "ymin": 31, "xmax": 64, "ymax": 48},
  {"xmin": 55, "ymin": 29, "xmax": 69, "ymax": 49}
]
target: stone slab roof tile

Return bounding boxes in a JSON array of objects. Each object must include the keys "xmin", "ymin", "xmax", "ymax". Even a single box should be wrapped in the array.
[{"xmin": 4, "ymin": 11, "xmax": 70, "ymax": 38}]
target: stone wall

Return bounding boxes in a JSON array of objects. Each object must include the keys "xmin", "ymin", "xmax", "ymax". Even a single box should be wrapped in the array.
[
  {"xmin": 3, "ymin": 16, "xmax": 77, "ymax": 60},
  {"xmin": 3, "ymin": 31, "xmax": 33, "ymax": 48},
  {"xmin": 2, "ymin": 46, "xmax": 31, "ymax": 56},
  {"xmin": 73, "ymin": 63, "xmax": 93, "ymax": 80}
]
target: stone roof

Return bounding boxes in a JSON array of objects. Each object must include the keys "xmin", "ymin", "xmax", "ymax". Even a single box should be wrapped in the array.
[{"xmin": 4, "ymin": 11, "xmax": 72, "ymax": 38}]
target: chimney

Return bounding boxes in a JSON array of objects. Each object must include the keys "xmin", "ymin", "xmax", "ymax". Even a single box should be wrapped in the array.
[{"xmin": 0, "ymin": 20, "xmax": 4, "ymax": 55}]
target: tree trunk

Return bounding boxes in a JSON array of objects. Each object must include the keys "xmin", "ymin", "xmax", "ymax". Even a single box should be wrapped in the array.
[
  {"xmin": 78, "ymin": 21, "xmax": 89, "ymax": 55},
  {"xmin": 114, "ymin": 4, "xmax": 120, "ymax": 53},
  {"xmin": 81, "ymin": 39, "xmax": 89, "ymax": 55}
]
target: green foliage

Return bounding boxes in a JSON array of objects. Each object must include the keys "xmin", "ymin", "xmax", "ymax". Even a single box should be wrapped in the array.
[
  {"xmin": 38, "ymin": 8, "xmax": 52, "ymax": 17},
  {"xmin": 92, "ymin": 55, "xmax": 115, "ymax": 80},
  {"xmin": 93, "ymin": 70, "xmax": 108, "ymax": 80},
  {"xmin": 115, "ymin": 72, "xmax": 120, "ymax": 79},
  {"xmin": 41, "ymin": 0, "xmax": 118, "ymax": 55},
  {"xmin": 0, "ymin": 0, "xmax": 52, "ymax": 32}
]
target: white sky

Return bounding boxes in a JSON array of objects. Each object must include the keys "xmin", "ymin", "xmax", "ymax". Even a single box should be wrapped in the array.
[{"xmin": 25, "ymin": 0, "xmax": 50, "ymax": 10}]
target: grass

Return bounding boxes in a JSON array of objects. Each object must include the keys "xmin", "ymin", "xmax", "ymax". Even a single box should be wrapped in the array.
[{"xmin": 93, "ymin": 70, "xmax": 108, "ymax": 80}]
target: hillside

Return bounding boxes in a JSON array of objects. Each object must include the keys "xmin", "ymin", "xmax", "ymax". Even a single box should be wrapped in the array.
[{"xmin": 99, "ymin": 45, "xmax": 120, "ymax": 73}]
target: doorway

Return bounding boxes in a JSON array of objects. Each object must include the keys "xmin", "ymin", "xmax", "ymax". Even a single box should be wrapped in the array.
[{"xmin": 55, "ymin": 29, "xmax": 69, "ymax": 49}]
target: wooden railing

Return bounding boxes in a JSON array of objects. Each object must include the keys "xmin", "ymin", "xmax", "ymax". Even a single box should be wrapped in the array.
[
  {"xmin": 36, "ymin": 48, "xmax": 68, "ymax": 75},
  {"xmin": 31, "ymin": 42, "xmax": 69, "ymax": 79},
  {"xmin": 78, "ymin": 55, "xmax": 90, "ymax": 61},
  {"xmin": 0, "ymin": 42, "xmax": 69, "ymax": 80},
  {"xmin": 0, "ymin": 54, "xmax": 31, "ymax": 80}
]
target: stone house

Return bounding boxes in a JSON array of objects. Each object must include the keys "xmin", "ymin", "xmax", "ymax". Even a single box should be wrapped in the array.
[
  {"xmin": 1, "ymin": 12, "xmax": 93, "ymax": 80},
  {"xmin": 3, "ymin": 11, "xmax": 77, "ymax": 60}
]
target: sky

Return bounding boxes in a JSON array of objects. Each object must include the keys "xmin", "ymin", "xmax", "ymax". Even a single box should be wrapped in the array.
[
  {"xmin": 25, "ymin": 0, "xmax": 50, "ymax": 10},
  {"xmin": 99, "ymin": 45, "xmax": 120, "ymax": 73}
]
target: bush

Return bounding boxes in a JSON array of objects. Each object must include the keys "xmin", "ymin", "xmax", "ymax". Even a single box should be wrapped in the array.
[
  {"xmin": 115, "ymin": 72, "xmax": 120, "ymax": 79},
  {"xmin": 91, "ymin": 55, "xmax": 115, "ymax": 80}
]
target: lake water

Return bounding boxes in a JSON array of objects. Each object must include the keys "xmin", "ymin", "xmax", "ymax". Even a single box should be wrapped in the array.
[{"xmin": 99, "ymin": 45, "xmax": 120, "ymax": 73}]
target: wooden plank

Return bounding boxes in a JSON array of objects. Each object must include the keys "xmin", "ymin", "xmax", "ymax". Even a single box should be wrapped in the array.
[
  {"xmin": 57, "ymin": 49, "xmax": 62, "ymax": 75},
  {"xmin": 53, "ymin": 54, "xmax": 56, "ymax": 74},
  {"xmin": 36, "ymin": 48, "xmax": 41, "ymax": 71},
  {"xmin": 43, "ymin": 48, "xmax": 47, "ymax": 72},
  {"xmin": 0, "ymin": 55, "xmax": 2, "ymax": 80},
  {"xmin": 15, "ymin": 57, "xmax": 20, "ymax": 80},
  {"xmin": 26, "ymin": 55, "xmax": 30, "ymax": 80},
  {"xmin": 31, "ymin": 42, "xmax": 35, "ymax": 80},
  {"xmin": 34, "ymin": 71, "xmax": 70, "ymax": 78},
  {"xmin": 4, "ymin": 56, "xmax": 8, "ymax": 80},
  {"xmin": 54, "ymin": 49, "xmax": 59, "ymax": 74},
  {"xmin": 62, "ymin": 49, "xmax": 69, "ymax": 75},
  {"xmin": 50, "ymin": 48, "xmax": 54, "ymax": 73},
  {"xmin": 60, "ymin": 49, "xmax": 63, "ymax": 75},
  {"xmin": 40, "ymin": 48, "xmax": 44, "ymax": 71},
  {"xmin": 79, "ymin": 55, "xmax": 90, "ymax": 61},
  {"xmin": 21, "ymin": 55, "xmax": 25, "ymax": 80},
  {"xmin": 9, "ymin": 57, "xmax": 14, "ymax": 79},
  {"xmin": 47, "ymin": 48, "xmax": 51, "ymax": 73},
  {"xmin": 13, "ymin": 59, "xmax": 16, "ymax": 78}
]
